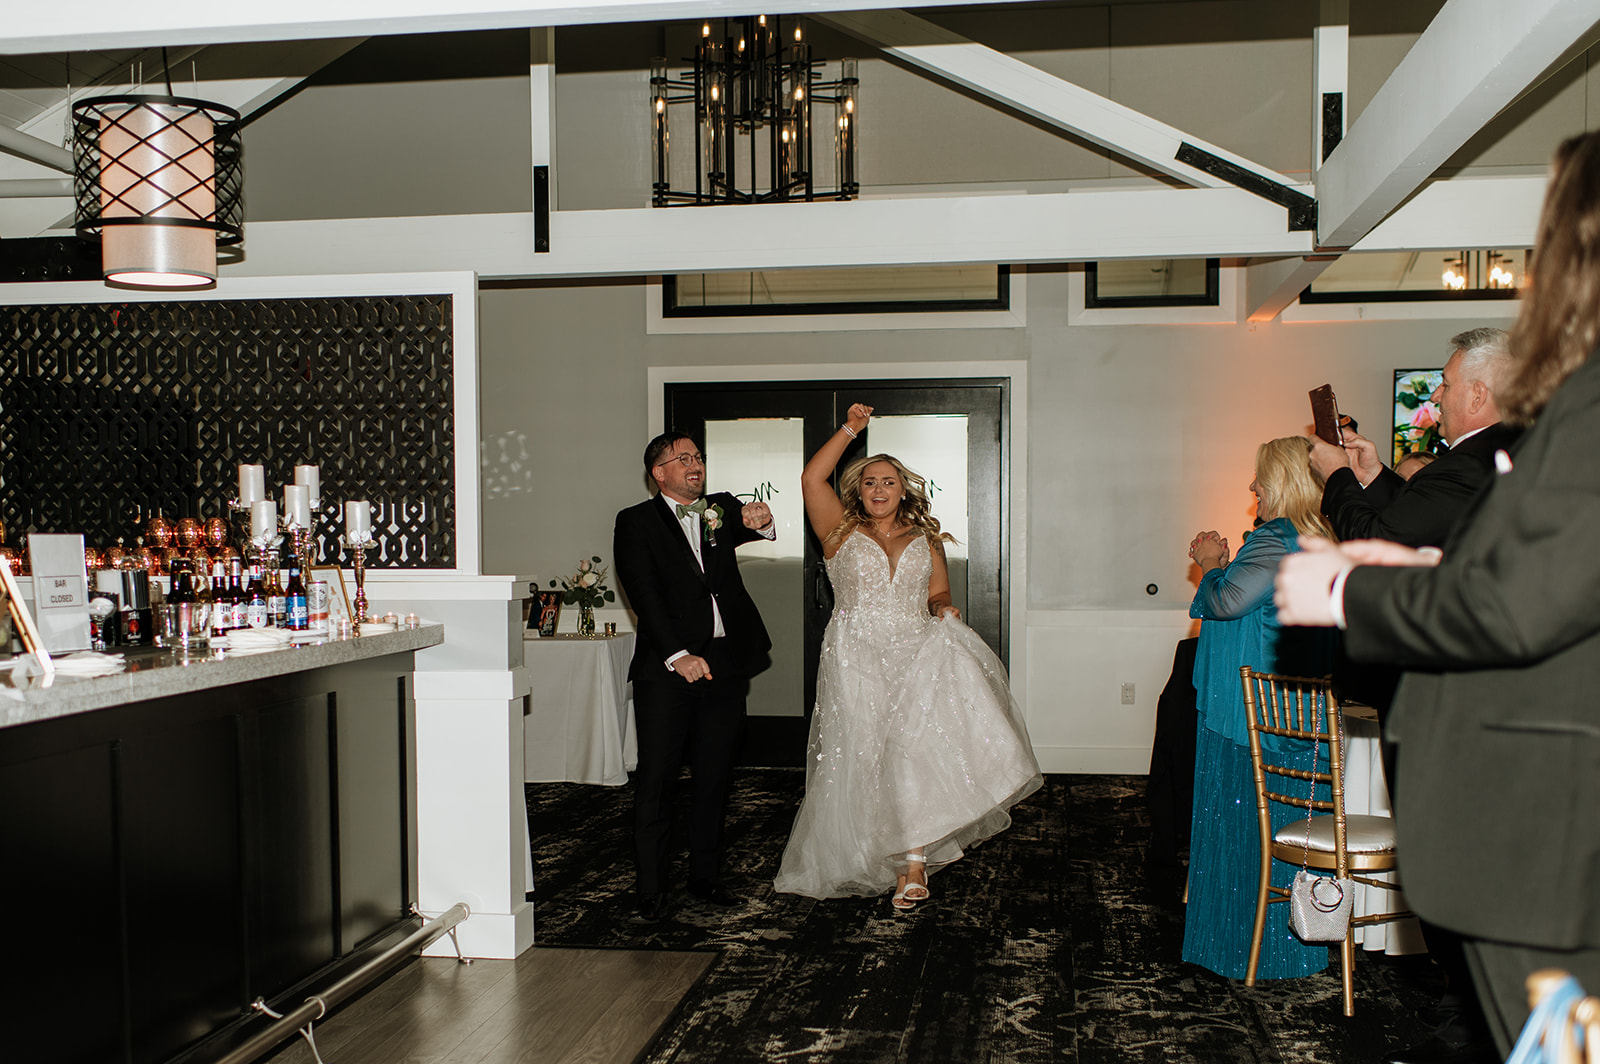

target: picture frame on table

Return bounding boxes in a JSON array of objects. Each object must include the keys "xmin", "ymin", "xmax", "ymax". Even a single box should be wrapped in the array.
[
  {"xmin": 528, "ymin": 590, "xmax": 562, "ymax": 637},
  {"xmin": 310, "ymin": 567, "xmax": 352, "ymax": 625},
  {"xmin": 0, "ymin": 556, "xmax": 53, "ymax": 676},
  {"xmin": 1393, "ymin": 368, "xmax": 1446, "ymax": 466}
]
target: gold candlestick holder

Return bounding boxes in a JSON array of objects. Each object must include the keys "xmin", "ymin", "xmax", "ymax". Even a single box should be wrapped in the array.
[
  {"xmin": 286, "ymin": 524, "xmax": 315, "ymax": 579},
  {"xmin": 340, "ymin": 533, "xmax": 375, "ymax": 636}
]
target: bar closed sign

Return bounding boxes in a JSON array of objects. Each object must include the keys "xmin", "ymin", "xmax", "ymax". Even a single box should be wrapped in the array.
[{"xmin": 28, "ymin": 533, "xmax": 91, "ymax": 652}]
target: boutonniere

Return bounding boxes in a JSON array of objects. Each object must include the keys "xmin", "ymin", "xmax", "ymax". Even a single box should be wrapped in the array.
[{"xmin": 703, "ymin": 503, "xmax": 724, "ymax": 546}]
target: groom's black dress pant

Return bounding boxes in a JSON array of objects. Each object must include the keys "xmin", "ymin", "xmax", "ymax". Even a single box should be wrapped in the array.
[{"xmin": 631, "ymin": 670, "xmax": 748, "ymax": 898}]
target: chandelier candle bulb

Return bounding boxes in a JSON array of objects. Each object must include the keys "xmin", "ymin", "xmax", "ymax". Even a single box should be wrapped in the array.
[
  {"xmin": 283, "ymin": 484, "xmax": 311, "ymax": 529},
  {"xmin": 238, "ymin": 464, "xmax": 265, "ymax": 506},
  {"xmin": 250, "ymin": 500, "xmax": 277, "ymax": 539},
  {"xmin": 294, "ymin": 465, "xmax": 320, "ymax": 506}
]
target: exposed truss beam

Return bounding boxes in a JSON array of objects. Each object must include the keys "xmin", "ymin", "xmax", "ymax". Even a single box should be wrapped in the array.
[
  {"xmin": 1244, "ymin": 257, "xmax": 1334, "ymax": 323},
  {"xmin": 816, "ymin": 9, "xmax": 1297, "ymax": 193},
  {"xmin": 1316, "ymin": 0, "xmax": 1600, "ymax": 250},
  {"xmin": 1312, "ymin": 0, "xmax": 1347, "ymax": 172},
  {"xmin": 0, "ymin": 0, "xmax": 983, "ymax": 54},
  {"xmin": 530, "ymin": 28, "xmax": 556, "ymax": 211},
  {"xmin": 0, "ymin": 125, "xmax": 71, "ymax": 173},
  {"xmin": 188, "ymin": 188, "xmax": 1308, "ymax": 280}
]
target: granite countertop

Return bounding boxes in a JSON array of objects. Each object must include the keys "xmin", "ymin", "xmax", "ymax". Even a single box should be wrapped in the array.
[{"xmin": 0, "ymin": 623, "xmax": 444, "ymax": 729}]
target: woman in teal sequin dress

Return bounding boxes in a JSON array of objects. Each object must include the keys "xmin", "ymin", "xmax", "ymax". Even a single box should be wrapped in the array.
[{"xmin": 1183, "ymin": 437, "xmax": 1337, "ymax": 980}]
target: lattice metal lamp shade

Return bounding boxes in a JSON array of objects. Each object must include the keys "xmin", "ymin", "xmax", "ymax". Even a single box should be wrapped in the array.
[{"xmin": 71, "ymin": 94, "xmax": 243, "ymax": 289}]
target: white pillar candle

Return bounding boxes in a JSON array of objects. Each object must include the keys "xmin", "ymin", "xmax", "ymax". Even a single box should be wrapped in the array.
[
  {"xmin": 250, "ymin": 500, "xmax": 277, "ymax": 538},
  {"xmin": 294, "ymin": 464, "xmax": 320, "ymax": 506},
  {"xmin": 283, "ymin": 484, "xmax": 312, "ymax": 529},
  {"xmin": 345, "ymin": 500, "xmax": 372, "ymax": 541},
  {"xmin": 238, "ymin": 464, "xmax": 265, "ymax": 506}
]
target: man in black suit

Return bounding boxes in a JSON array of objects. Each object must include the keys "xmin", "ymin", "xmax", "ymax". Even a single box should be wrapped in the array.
[
  {"xmin": 613, "ymin": 432, "xmax": 774, "ymax": 922},
  {"xmin": 1305, "ymin": 328, "xmax": 1520, "ymax": 1064},
  {"xmin": 1309, "ymin": 328, "xmax": 1521, "ymax": 549}
]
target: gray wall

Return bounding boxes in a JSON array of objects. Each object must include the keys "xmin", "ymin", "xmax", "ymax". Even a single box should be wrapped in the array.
[{"xmin": 474, "ymin": 271, "xmax": 1509, "ymax": 607}]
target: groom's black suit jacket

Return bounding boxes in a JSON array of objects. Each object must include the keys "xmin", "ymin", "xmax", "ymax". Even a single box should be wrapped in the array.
[{"xmin": 613, "ymin": 491, "xmax": 772, "ymax": 684}]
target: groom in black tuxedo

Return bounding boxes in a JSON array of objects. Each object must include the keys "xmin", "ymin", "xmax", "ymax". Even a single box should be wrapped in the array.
[{"xmin": 613, "ymin": 432, "xmax": 774, "ymax": 921}]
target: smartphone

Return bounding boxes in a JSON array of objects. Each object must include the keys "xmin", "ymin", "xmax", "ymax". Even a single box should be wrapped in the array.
[{"xmin": 1309, "ymin": 385, "xmax": 1343, "ymax": 446}]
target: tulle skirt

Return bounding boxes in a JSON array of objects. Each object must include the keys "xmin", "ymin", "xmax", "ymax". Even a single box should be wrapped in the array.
[{"xmin": 774, "ymin": 614, "xmax": 1042, "ymax": 899}]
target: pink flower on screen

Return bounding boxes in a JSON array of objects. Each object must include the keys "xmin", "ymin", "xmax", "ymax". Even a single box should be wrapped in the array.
[{"xmin": 1410, "ymin": 403, "xmax": 1438, "ymax": 430}]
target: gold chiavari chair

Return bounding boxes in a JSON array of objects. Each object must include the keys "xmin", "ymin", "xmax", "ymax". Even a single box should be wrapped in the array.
[{"xmin": 1240, "ymin": 667, "xmax": 1412, "ymax": 1015}]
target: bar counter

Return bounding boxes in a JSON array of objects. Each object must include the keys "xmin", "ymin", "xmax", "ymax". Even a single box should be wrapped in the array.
[
  {"xmin": 1, "ymin": 624, "xmax": 441, "ymax": 1064},
  {"xmin": 0, "ymin": 623, "xmax": 444, "ymax": 727}
]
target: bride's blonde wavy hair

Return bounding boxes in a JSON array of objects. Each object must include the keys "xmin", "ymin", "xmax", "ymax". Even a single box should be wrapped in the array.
[{"xmin": 828, "ymin": 453, "xmax": 957, "ymax": 546}]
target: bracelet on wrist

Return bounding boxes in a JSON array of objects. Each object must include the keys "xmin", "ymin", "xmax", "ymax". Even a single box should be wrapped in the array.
[{"xmin": 842, "ymin": 424, "xmax": 858, "ymax": 439}]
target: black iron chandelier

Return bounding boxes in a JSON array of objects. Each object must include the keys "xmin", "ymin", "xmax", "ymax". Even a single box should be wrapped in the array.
[{"xmin": 651, "ymin": 17, "xmax": 858, "ymax": 207}]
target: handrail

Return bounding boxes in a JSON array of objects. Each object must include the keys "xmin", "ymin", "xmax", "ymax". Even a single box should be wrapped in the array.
[{"xmin": 209, "ymin": 902, "xmax": 471, "ymax": 1064}]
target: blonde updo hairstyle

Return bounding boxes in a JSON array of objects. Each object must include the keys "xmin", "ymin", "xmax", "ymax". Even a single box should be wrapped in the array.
[
  {"xmin": 1253, "ymin": 437, "xmax": 1337, "ymax": 542},
  {"xmin": 830, "ymin": 453, "xmax": 956, "ymax": 546}
]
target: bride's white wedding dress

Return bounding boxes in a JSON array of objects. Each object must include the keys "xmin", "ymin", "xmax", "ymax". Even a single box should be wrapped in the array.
[{"xmin": 773, "ymin": 531, "xmax": 1042, "ymax": 899}]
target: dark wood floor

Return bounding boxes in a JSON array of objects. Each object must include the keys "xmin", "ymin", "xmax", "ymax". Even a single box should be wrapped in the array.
[{"xmin": 259, "ymin": 947, "xmax": 715, "ymax": 1064}]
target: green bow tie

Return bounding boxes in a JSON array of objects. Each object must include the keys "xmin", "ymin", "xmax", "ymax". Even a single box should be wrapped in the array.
[{"xmin": 675, "ymin": 498, "xmax": 708, "ymax": 519}]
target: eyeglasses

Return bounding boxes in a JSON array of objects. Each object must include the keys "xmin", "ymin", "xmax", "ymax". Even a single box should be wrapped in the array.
[{"xmin": 655, "ymin": 451, "xmax": 706, "ymax": 468}]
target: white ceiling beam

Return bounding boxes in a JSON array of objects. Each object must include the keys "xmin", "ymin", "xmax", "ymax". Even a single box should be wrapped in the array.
[
  {"xmin": 530, "ymin": 28, "xmax": 556, "ymax": 211},
  {"xmin": 1350, "ymin": 175, "xmax": 1546, "ymax": 253},
  {"xmin": 1316, "ymin": 0, "xmax": 1600, "ymax": 250},
  {"xmin": 0, "ymin": 124, "xmax": 71, "ymax": 173},
  {"xmin": 197, "ymin": 188, "xmax": 1310, "ymax": 280},
  {"xmin": 1244, "ymin": 257, "xmax": 1333, "ymax": 323},
  {"xmin": 1311, "ymin": 0, "xmax": 1347, "ymax": 175},
  {"xmin": 816, "ymin": 9, "xmax": 1296, "ymax": 192},
  {"xmin": 0, "ymin": 0, "xmax": 989, "ymax": 54},
  {"xmin": 1247, "ymin": 0, "xmax": 1347, "ymax": 322}
]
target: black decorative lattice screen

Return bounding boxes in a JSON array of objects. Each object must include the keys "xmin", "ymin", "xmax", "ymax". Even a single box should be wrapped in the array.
[{"xmin": 0, "ymin": 295, "xmax": 456, "ymax": 568}]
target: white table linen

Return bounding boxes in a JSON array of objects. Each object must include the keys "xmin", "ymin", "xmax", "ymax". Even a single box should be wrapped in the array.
[
  {"xmin": 1343, "ymin": 712, "xmax": 1427, "ymax": 954},
  {"xmin": 523, "ymin": 633, "xmax": 637, "ymax": 786}
]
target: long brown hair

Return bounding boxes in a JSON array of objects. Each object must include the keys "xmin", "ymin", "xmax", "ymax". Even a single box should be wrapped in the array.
[
  {"xmin": 1254, "ymin": 437, "xmax": 1336, "ymax": 542},
  {"xmin": 1501, "ymin": 132, "xmax": 1600, "ymax": 423},
  {"xmin": 828, "ymin": 454, "xmax": 956, "ymax": 545}
]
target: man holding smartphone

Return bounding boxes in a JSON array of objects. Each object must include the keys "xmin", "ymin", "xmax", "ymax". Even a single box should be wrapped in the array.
[{"xmin": 1308, "ymin": 328, "xmax": 1520, "ymax": 548}]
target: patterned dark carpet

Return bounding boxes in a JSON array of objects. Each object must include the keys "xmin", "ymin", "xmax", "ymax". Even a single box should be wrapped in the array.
[{"xmin": 526, "ymin": 771, "xmax": 1442, "ymax": 1064}]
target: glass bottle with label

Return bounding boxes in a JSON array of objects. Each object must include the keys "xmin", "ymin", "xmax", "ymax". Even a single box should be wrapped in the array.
[
  {"xmin": 285, "ymin": 564, "xmax": 310, "ymax": 631},
  {"xmin": 210, "ymin": 562, "xmax": 231, "ymax": 638},
  {"xmin": 194, "ymin": 562, "xmax": 215, "ymax": 638},
  {"xmin": 226, "ymin": 558, "xmax": 247, "ymax": 631},
  {"xmin": 265, "ymin": 552, "xmax": 286, "ymax": 628},
  {"xmin": 245, "ymin": 563, "xmax": 270, "ymax": 628}
]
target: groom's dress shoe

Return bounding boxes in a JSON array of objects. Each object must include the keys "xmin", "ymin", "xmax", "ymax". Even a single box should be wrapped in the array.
[
  {"xmin": 1384, "ymin": 1037, "xmax": 1497, "ymax": 1064},
  {"xmin": 688, "ymin": 881, "xmax": 741, "ymax": 907},
  {"xmin": 636, "ymin": 894, "xmax": 671, "ymax": 922}
]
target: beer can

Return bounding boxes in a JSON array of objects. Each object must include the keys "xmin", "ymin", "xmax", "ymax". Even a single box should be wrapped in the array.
[{"xmin": 308, "ymin": 580, "xmax": 331, "ymax": 633}]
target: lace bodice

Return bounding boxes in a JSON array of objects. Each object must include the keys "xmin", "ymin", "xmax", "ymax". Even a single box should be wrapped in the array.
[{"xmin": 825, "ymin": 532, "xmax": 934, "ymax": 635}]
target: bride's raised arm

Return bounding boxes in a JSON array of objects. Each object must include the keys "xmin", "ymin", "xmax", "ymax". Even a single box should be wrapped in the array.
[{"xmin": 802, "ymin": 402, "xmax": 871, "ymax": 542}]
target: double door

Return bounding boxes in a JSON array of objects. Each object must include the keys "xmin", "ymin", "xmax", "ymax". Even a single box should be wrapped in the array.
[{"xmin": 664, "ymin": 379, "xmax": 1007, "ymax": 765}]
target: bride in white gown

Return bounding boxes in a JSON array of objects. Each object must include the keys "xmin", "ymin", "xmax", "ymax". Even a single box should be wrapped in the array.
[{"xmin": 773, "ymin": 403, "xmax": 1041, "ymax": 909}]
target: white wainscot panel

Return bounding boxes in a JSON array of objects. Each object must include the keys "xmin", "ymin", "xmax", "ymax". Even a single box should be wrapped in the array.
[{"xmin": 1024, "ymin": 610, "xmax": 1195, "ymax": 775}]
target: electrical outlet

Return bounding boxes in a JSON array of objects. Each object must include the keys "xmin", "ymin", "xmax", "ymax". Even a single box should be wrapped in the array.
[{"xmin": 1120, "ymin": 682, "xmax": 1135, "ymax": 705}]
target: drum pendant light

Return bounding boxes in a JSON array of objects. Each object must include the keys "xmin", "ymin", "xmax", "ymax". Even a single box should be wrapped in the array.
[{"xmin": 71, "ymin": 94, "xmax": 243, "ymax": 289}]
